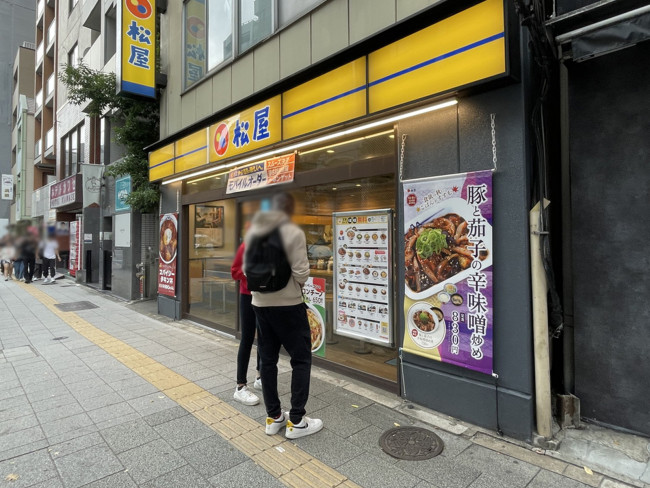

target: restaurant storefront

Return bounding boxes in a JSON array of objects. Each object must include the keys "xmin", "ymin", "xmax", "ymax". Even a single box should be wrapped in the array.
[{"xmin": 150, "ymin": 0, "xmax": 537, "ymax": 440}]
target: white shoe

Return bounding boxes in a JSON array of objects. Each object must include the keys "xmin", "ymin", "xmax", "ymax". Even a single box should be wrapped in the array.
[
  {"xmin": 253, "ymin": 377, "xmax": 262, "ymax": 390},
  {"xmin": 285, "ymin": 417, "xmax": 323, "ymax": 439},
  {"xmin": 20, "ymin": 278, "xmax": 25, "ymax": 282},
  {"xmin": 233, "ymin": 386, "xmax": 260, "ymax": 406},
  {"xmin": 265, "ymin": 411, "xmax": 288, "ymax": 436},
  {"xmin": 32, "ymin": 277, "xmax": 40, "ymax": 281},
  {"xmin": 43, "ymin": 277, "xmax": 51, "ymax": 284}
]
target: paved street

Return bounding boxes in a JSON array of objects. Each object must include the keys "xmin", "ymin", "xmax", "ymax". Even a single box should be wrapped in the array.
[{"xmin": 0, "ymin": 280, "xmax": 643, "ymax": 488}]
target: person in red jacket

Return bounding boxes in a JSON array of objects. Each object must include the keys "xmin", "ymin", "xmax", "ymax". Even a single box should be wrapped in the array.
[{"xmin": 231, "ymin": 241, "xmax": 262, "ymax": 405}]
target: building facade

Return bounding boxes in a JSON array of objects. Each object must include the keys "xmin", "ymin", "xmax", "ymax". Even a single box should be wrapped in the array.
[
  {"xmin": 0, "ymin": 0, "xmax": 36, "ymax": 236},
  {"xmin": 149, "ymin": 0, "xmax": 538, "ymax": 441}
]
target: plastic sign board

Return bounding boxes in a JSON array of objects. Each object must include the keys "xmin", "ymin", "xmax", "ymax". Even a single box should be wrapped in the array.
[
  {"xmin": 115, "ymin": 175, "xmax": 131, "ymax": 212},
  {"xmin": 118, "ymin": 0, "xmax": 156, "ymax": 98},
  {"xmin": 1, "ymin": 174, "xmax": 13, "ymax": 200}
]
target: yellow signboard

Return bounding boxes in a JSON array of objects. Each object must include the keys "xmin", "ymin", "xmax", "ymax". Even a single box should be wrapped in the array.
[
  {"xmin": 175, "ymin": 129, "xmax": 208, "ymax": 173},
  {"xmin": 119, "ymin": 0, "xmax": 156, "ymax": 98},
  {"xmin": 149, "ymin": 143, "xmax": 174, "ymax": 181},
  {"xmin": 368, "ymin": 0, "xmax": 505, "ymax": 113},
  {"xmin": 208, "ymin": 96, "xmax": 281, "ymax": 163},
  {"xmin": 282, "ymin": 59, "xmax": 367, "ymax": 139}
]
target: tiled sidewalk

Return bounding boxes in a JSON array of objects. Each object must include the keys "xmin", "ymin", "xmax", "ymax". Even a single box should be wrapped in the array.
[{"xmin": 0, "ymin": 280, "xmax": 640, "ymax": 488}]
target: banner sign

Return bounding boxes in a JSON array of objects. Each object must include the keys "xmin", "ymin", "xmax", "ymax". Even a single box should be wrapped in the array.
[
  {"xmin": 50, "ymin": 175, "xmax": 79, "ymax": 208},
  {"xmin": 333, "ymin": 209, "xmax": 394, "ymax": 346},
  {"xmin": 118, "ymin": 0, "xmax": 156, "ymax": 98},
  {"xmin": 115, "ymin": 175, "xmax": 131, "ymax": 212},
  {"xmin": 184, "ymin": 0, "xmax": 206, "ymax": 89},
  {"xmin": 1, "ymin": 174, "xmax": 13, "ymax": 200},
  {"xmin": 303, "ymin": 277, "xmax": 326, "ymax": 357},
  {"xmin": 402, "ymin": 171, "xmax": 493, "ymax": 375},
  {"xmin": 81, "ymin": 164, "xmax": 103, "ymax": 207},
  {"xmin": 69, "ymin": 220, "xmax": 80, "ymax": 277},
  {"xmin": 158, "ymin": 213, "xmax": 178, "ymax": 297},
  {"xmin": 226, "ymin": 153, "xmax": 295, "ymax": 194}
]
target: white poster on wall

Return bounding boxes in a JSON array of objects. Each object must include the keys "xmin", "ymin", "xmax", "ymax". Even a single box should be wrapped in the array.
[
  {"xmin": 1, "ymin": 174, "xmax": 13, "ymax": 200},
  {"xmin": 114, "ymin": 213, "xmax": 131, "ymax": 248}
]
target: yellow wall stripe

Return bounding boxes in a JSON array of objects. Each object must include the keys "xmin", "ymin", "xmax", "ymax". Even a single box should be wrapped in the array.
[
  {"xmin": 174, "ymin": 129, "xmax": 208, "ymax": 173},
  {"xmin": 20, "ymin": 283, "xmax": 360, "ymax": 488},
  {"xmin": 149, "ymin": 143, "xmax": 175, "ymax": 181}
]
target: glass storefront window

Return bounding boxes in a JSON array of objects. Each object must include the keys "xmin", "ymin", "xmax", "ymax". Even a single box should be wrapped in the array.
[
  {"xmin": 185, "ymin": 169, "xmax": 229, "ymax": 195},
  {"xmin": 238, "ymin": 174, "xmax": 398, "ymax": 381},
  {"xmin": 187, "ymin": 199, "xmax": 239, "ymax": 329},
  {"xmin": 239, "ymin": 0, "xmax": 273, "ymax": 53}
]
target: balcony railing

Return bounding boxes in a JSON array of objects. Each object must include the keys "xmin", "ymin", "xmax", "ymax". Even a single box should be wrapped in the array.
[
  {"xmin": 35, "ymin": 90, "xmax": 43, "ymax": 112},
  {"xmin": 46, "ymin": 128, "xmax": 54, "ymax": 150},
  {"xmin": 36, "ymin": 42, "xmax": 44, "ymax": 67},
  {"xmin": 35, "ymin": 139, "xmax": 42, "ymax": 159},
  {"xmin": 46, "ymin": 74, "xmax": 55, "ymax": 99},
  {"xmin": 37, "ymin": 0, "xmax": 44, "ymax": 18},
  {"xmin": 47, "ymin": 20, "xmax": 56, "ymax": 47}
]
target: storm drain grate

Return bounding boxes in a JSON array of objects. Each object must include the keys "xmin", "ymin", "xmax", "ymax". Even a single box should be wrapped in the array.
[
  {"xmin": 54, "ymin": 301, "xmax": 99, "ymax": 312},
  {"xmin": 379, "ymin": 427, "xmax": 444, "ymax": 460}
]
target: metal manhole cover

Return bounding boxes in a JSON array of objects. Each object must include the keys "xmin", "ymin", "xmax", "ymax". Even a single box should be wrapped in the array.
[
  {"xmin": 379, "ymin": 427, "xmax": 444, "ymax": 460},
  {"xmin": 54, "ymin": 301, "xmax": 99, "ymax": 312}
]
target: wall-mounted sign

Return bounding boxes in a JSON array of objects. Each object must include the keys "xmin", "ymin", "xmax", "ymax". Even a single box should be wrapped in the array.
[
  {"xmin": 226, "ymin": 153, "xmax": 295, "ymax": 194},
  {"xmin": 303, "ymin": 277, "xmax": 326, "ymax": 358},
  {"xmin": 158, "ymin": 213, "xmax": 178, "ymax": 297},
  {"xmin": 333, "ymin": 209, "xmax": 394, "ymax": 346},
  {"xmin": 115, "ymin": 175, "xmax": 131, "ymax": 212},
  {"xmin": 184, "ymin": 0, "xmax": 206, "ymax": 89},
  {"xmin": 118, "ymin": 0, "xmax": 156, "ymax": 98},
  {"xmin": 69, "ymin": 218, "xmax": 81, "ymax": 277},
  {"xmin": 82, "ymin": 164, "xmax": 104, "ymax": 207},
  {"xmin": 401, "ymin": 170, "xmax": 493, "ymax": 375},
  {"xmin": 1, "ymin": 174, "xmax": 13, "ymax": 200},
  {"xmin": 50, "ymin": 175, "xmax": 80, "ymax": 208}
]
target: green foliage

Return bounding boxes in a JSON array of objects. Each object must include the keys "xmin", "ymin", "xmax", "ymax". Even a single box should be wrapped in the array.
[{"xmin": 59, "ymin": 63, "xmax": 160, "ymax": 213}]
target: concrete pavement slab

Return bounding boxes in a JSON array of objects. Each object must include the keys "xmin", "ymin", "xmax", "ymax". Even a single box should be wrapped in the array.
[
  {"xmin": 116, "ymin": 439, "xmax": 187, "ymax": 485},
  {"xmin": 524, "ymin": 469, "xmax": 593, "ymax": 488},
  {"xmin": 208, "ymin": 460, "xmax": 285, "ymax": 488},
  {"xmin": 142, "ymin": 406, "xmax": 189, "ymax": 427},
  {"xmin": 101, "ymin": 419, "xmax": 161, "ymax": 454},
  {"xmin": 339, "ymin": 452, "xmax": 421, "ymax": 488},
  {"xmin": 153, "ymin": 414, "xmax": 216, "ymax": 449},
  {"xmin": 54, "ymin": 444, "xmax": 124, "ymax": 488},
  {"xmin": 177, "ymin": 435, "xmax": 248, "ymax": 478},
  {"xmin": 83, "ymin": 471, "xmax": 138, "ymax": 488},
  {"xmin": 290, "ymin": 427, "xmax": 365, "ymax": 468},
  {"xmin": 0, "ymin": 449, "xmax": 58, "ymax": 488},
  {"xmin": 140, "ymin": 464, "xmax": 212, "ymax": 488}
]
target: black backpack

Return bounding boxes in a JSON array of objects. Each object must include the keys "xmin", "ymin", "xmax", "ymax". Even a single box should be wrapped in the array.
[{"xmin": 245, "ymin": 227, "xmax": 292, "ymax": 293}]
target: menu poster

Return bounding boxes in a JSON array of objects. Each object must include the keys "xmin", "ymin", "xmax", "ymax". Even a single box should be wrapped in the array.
[
  {"xmin": 401, "ymin": 171, "xmax": 493, "ymax": 375},
  {"xmin": 333, "ymin": 210, "xmax": 393, "ymax": 346},
  {"xmin": 303, "ymin": 277, "xmax": 326, "ymax": 357},
  {"xmin": 69, "ymin": 220, "xmax": 80, "ymax": 277},
  {"xmin": 158, "ymin": 213, "xmax": 179, "ymax": 297}
]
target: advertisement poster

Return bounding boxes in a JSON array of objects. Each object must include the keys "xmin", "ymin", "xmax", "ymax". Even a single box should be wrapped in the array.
[
  {"xmin": 115, "ymin": 175, "xmax": 131, "ymax": 212},
  {"xmin": 226, "ymin": 153, "xmax": 295, "ymax": 194},
  {"xmin": 1, "ymin": 174, "xmax": 13, "ymax": 200},
  {"xmin": 184, "ymin": 0, "xmax": 206, "ymax": 89},
  {"xmin": 81, "ymin": 164, "xmax": 103, "ymax": 207},
  {"xmin": 69, "ymin": 221, "xmax": 78, "ymax": 277},
  {"xmin": 158, "ymin": 213, "xmax": 178, "ymax": 297},
  {"xmin": 194, "ymin": 205, "xmax": 223, "ymax": 248},
  {"xmin": 303, "ymin": 277, "xmax": 326, "ymax": 357},
  {"xmin": 402, "ymin": 171, "xmax": 493, "ymax": 375},
  {"xmin": 333, "ymin": 210, "xmax": 393, "ymax": 346}
]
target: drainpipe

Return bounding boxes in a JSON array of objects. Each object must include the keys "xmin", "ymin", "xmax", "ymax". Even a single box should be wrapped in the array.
[
  {"xmin": 530, "ymin": 200, "xmax": 553, "ymax": 439},
  {"xmin": 19, "ymin": 104, "xmax": 28, "ymax": 221}
]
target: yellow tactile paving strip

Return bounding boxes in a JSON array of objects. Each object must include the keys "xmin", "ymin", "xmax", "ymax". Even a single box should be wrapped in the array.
[{"xmin": 21, "ymin": 284, "xmax": 360, "ymax": 488}]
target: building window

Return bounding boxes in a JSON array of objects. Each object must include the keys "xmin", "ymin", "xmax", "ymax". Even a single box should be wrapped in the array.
[
  {"xmin": 63, "ymin": 123, "xmax": 85, "ymax": 177},
  {"xmin": 278, "ymin": 0, "xmax": 323, "ymax": 28},
  {"xmin": 68, "ymin": 43, "xmax": 78, "ymax": 67},
  {"xmin": 104, "ymin": 8, "xmax": 117, "ymax": 62},
  {"xmin": 70, "ymin": 0, "xmax": 79, "ymax": 11},
  {"xmin": 238, "ymin": 0, "xmax": 273, "ymax": 53}
]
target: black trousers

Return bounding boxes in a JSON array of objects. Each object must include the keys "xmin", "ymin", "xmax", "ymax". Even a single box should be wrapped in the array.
[
  {"xmin": 236, "ymin": 293, "xmax": 260, "ymax": 385},
  {"xmin": 24, "ymin": 256, "xmax": 35, "ymax": 282},
  {"xmin": 42, "ymin": 258, "xmax": 56, "ymax": 278},
  {"xmin": 253, "ymin": 303, "xmax": 312, "ymax": 424}
]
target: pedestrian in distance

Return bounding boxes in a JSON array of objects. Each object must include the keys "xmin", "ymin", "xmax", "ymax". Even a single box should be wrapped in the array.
[
  {"xmin": 13, "ymin": 235, "xmax": 25, "ymax": 281},
  {"xmin": 42, "ymin": 232, "xmax": 61, "ymax": 284},
  {"xmin": 20, "ymin": 232, "xmax": 37, "ymax": 284},
  {"xmin": 0, "ymin": 237, "xmax": 15, "ymax": 281},
  {"xmin": 231, "ymin": 241, "xmax": 262, "ymax": 406},
  {"xmin": 244, "ymin": 192, "xmax": 323, "ymax": 439}
]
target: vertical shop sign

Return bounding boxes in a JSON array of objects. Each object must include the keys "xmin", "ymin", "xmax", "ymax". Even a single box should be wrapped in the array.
[
  {"xmin": 69, "ymin": 221, "xmax": 77, "ymax": 277},
  {"xmin": 115, "ymin": 175, "xmax": 131, "ymax": 212},
  {"xmin": 158, "ymin": 213, "xmax": 178, "ymax": 297},
  {"xmin": 81, "ymin": 164, "xmax": 104, "ymax": 207},
  {"xmin": 402, "ymin": 171, "xmax": 493, "ymax": 375},
  {"xmin": 118, "ymin": 0, "xmax": 156, "ymax": 98},
  {"xmin": 184, "ymin": 0, "xmax": 206, "ymax": 88},
  {"xmin": 303, "ymin": 278, "xmax": 326, "ymax": 357},
  {"xmin": 1, "ymin": 175, "xmax": 13, "ymax": 200},
  {"xmin": 333, "ymin": 210, "xmax": 394, "ymax": 346}
]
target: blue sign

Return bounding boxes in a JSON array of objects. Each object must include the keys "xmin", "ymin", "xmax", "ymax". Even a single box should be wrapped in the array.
[{"xmin": 115, "ymin": 175, "xmax": 131, "ymax": 212}]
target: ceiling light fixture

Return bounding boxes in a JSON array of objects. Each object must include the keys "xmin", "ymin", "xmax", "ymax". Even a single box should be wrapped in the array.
[{"xmin": 162, "ymin": 99, "xmax": 458, "ymax": 185}]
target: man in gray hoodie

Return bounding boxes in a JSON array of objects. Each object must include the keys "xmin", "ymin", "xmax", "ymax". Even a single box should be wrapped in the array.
[{"xmin": 244, "ymin": 193, "xmax": 323, "ymax": 439}]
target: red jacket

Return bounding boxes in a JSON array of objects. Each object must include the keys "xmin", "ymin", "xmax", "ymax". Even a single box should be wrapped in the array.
[{"xmin": 231, "ymin": 242, "xmax": 250, "ymax": 295}]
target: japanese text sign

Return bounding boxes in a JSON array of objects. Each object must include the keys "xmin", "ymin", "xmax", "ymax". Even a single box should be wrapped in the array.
[
  {"xmin": 119, "ymin": 0, "xmax": 156, "ymax": 98},
  {"xmin": 50, "ymin": 175, "xmax": 79, "ymax": 208},
  {"xmin": 158, "ymin": 213, "xmax": 178, "ymax": 297},
  {"xmin": 303, "ymin": 278, "xmax": 326, "ymax": 357},
  {"xmin": 209, "ymin": 96, "xmax": 281, "ymax": 163},
  {"xmin": 402, "ymin": 171, "xmax": 494, "ymax": 375},
  {"xmin": 226, "ymin": 153, "xmax": 295, "ymax": 194}
]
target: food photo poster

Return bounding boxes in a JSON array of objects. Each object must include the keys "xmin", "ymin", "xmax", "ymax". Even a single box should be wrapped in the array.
[{"xmin": 402, "ymin": 171, "xmax": 493, "ymax": 375}]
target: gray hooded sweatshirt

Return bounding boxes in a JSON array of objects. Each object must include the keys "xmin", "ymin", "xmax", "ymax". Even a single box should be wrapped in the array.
[{"xmin": 244, "ymin": 210, "xmax": 310, "ymax": 307}]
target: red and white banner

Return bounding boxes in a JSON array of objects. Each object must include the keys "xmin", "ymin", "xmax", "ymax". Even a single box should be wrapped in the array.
[
  {"xmin": 69, "ymin": 217, "xmax": 82, "ymax": 277},
  {"xmin": 158, "ymin": 213, "xmax": 178, "ymax": 297},
  {"xmin": 226, "ymin": 153, "xmax": 295, "ymax": 194}
]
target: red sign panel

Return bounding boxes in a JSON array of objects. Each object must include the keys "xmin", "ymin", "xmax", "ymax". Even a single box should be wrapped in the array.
[
  {"xmin": 158, "ymin": 213, "xmax": 178, "ymax": 297},
  {"xmin": 50, "ymin": 175, "xmax": 79, "ymax": 208}
]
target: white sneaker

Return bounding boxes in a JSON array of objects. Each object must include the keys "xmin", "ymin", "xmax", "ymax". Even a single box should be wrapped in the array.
[
  {"xmin": 265, "ymin": 411, "xmax": 288, "ymax": 435},
  {"xmin": 43, "ymin": 277, "xmax": 51, "ymax": 284},
  {"xmin": 285, "ymin": 417, "xmax": 324, "ymax": 439},
  {"xmin": 32, "ymin": 277, "xmax": 40, "ymax": 281},
  {"xmin": 253, "ymin": 377, "xmax": 262, "ymax": 390},
  {"xmin": 233, "ymin": 386, "xmax": 259, "ymax": 406}
]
